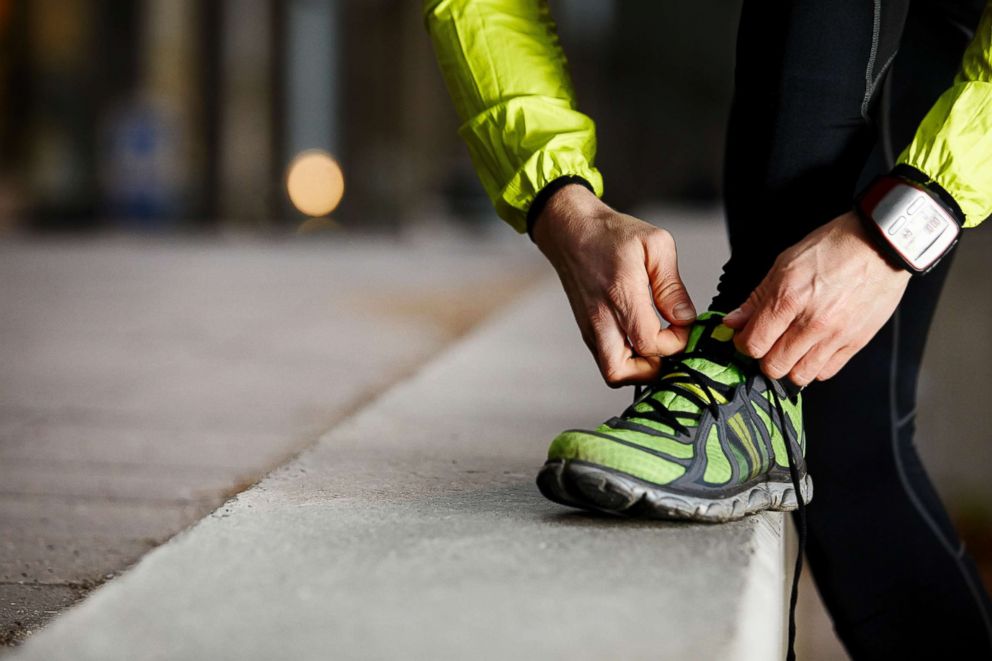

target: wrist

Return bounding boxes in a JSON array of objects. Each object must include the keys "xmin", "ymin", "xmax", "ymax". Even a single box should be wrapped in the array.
[
  {"xmin": 841, "ymin": 212, "xmax": 911, "ymax": 277},
  {"xmin": 531, "ymin": 183, "xmax": 608, "ymax": 251},
  {"xmin": 528, "ymin": 175, "xmax": 599, "ymax": 236},
  {"xmin": 853, "ymin": 172, "xmax": 961, "ymax": 274}
]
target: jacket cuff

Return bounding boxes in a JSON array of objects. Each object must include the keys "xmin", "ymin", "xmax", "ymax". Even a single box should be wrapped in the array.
[
  {"xmin": 458, "ymin": 96, "xmax": 604, "ymax": 234},
  {"xmin": 525, "ymin": 175, "xmax": 596, "ymax": 239},
  {"xmin": 889, "ymin": 164, "xmax": 966, "ymax": 227}
]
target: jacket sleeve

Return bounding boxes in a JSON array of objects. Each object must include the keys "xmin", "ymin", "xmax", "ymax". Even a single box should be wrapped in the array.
[
  {"xmin": 423, "ymin": 0, "xmax": 604, "ymax": 233},
  {"xmin": 897, "ymin": 1, "xmax": 992, "ymax": 228}
]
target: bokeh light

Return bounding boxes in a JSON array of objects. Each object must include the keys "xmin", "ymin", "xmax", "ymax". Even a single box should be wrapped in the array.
[{"xmin": 285, "ymin": 149, "xmax": 345, "ymax": 217}]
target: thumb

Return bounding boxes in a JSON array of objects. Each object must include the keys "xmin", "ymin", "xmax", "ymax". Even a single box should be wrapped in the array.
[{"xmin": 645, "ymin": 231, "xmax": 696, "ymax": 325}]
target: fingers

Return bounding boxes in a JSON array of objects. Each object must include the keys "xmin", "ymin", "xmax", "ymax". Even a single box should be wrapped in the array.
[
  {"xmin": 658, "ymin": 323, "xmax": 692, "ymax": 357},
  {"xmin": 643, "ymin": 230, "xmax": 696, "ymax": 326},
  {"xmin": 608, "ymin": 275, "xmax": 668, "ymax": 358},
  {"xmin": 732, "ymin": 292, "xmax": 864, "ymax": 385},
  {"xmin": 611, "ymin": 285, "xmax": 692, "ymax": 358},
  {"xmin": 731, "ymin": 284, "xmax": 800, "ymax": 361},
  {"xmin": 559, "ymin": 222, "xmax": 697, "ymax": 388},
  {"xmin": 727, "ymin": 272, "xmax": 830, "ymax": 382},
  {"xmin": 585, "ymin": 307, "xmax": 661, "ymax": 387},
  {"xmin": 731, "ymin": 274, "xmax": 860, "ymax": 384},
  {"xmin": 717, "ymin": 212, "xmax": 913, "ymax": 386},
  {"xmin": 722, "ymin": 302, "xmax": 753, "ymax": 329},
  {"xmin": 786, "ymin": 340, "xmax": 837, "ymax": 387},
  {"xmin": 759, "ymin": 312, "xmax": 838, "ymax": 382},
  {"xmin": 815, "ymin": 345, "xmax": 859, "ymax": 382},
  {"xmin": 606, "ymin": 228, "xmax": 693, "ymax": 359}
]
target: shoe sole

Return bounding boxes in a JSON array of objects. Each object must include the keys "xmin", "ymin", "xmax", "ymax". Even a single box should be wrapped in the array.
[{"xmin": 536, "ymin": 459, "xmax": 814, "ymax": 523}]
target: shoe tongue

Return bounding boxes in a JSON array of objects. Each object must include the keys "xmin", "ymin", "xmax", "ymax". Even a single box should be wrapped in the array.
[
  {"xmin": 664, "ymin": 311, "xmax": 745, "ymax": 392},
  {"xmin": 684, "ymin": 311, "xmax": 736, "ymax": 356},
  {"xmin": 614, "ymin": 313, "xmax": 744, "ymax": 436}
]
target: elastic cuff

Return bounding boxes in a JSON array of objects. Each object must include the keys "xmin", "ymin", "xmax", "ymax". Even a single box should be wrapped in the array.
[
  {"xmin": 525, "ymin": 175, "xmax": 595, "ymax": 240},
  {"xmin": 890, "ymin": 164, "xmax": 966, "ymax": 227}
]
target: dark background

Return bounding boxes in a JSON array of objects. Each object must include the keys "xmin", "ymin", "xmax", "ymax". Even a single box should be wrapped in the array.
[{"xmin": 0, "ymin": 0, "xmax": 740, "ymax": 234}]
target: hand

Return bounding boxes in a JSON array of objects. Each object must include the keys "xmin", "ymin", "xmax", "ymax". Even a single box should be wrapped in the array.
[
  {"xmin": 723, "ymin": 211, "xmax": 911, "ymax": 386},
  {"xmin": 532, "ymin": 184, "xmax": 697, "ymax": 387}
]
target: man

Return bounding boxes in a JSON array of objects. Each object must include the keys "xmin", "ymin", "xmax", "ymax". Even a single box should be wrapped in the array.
[{"xmin": 425, "ymin": 0, "xmax": 992, "ymax": 656}]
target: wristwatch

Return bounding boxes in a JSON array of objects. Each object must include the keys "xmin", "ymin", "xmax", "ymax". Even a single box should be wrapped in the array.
[{"xmin": 855, "ymin": 174, "xmax": 961, "ymax": 274}]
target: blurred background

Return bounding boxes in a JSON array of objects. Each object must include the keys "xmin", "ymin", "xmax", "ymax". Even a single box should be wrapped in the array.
[
  {"xmin": 0, "ymin": 0, "xmax": 737, "ymax": 233},
  {"xmin": 0, "ymin": 1, "xmax": 988, "ymax": 658}
]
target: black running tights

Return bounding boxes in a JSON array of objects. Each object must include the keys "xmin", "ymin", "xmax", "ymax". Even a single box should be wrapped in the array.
[{"xmin": 711, "ymin": 0, "xmax": 992, "ymax": 656}]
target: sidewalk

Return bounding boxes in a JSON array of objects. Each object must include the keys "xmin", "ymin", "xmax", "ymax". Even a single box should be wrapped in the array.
[
  {"xmin": 13, "ymin": 211, "xmax": 986, "ymax": 658},
  {"xmin": 0, "ymin": 233, "xmax": 542, "ymax": 644},
  {"xmin": 7, "ymin": 275, "xmax": 793, "ymax": 661}
]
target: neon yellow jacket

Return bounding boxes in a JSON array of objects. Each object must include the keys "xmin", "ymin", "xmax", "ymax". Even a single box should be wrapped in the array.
[{"xmin": 425, "ymin": 0, "xmax": 992, "ymax": 231}]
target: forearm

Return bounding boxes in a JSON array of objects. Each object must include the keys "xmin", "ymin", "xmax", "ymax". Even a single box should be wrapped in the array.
[{"xmin": 423, "ymin": 0, "xmax": 603, "ymax": 232}]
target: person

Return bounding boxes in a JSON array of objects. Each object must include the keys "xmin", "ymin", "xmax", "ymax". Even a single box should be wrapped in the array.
[{"xmin": 425, "ymin": 0, "xmax": 992, "ymax": 657}]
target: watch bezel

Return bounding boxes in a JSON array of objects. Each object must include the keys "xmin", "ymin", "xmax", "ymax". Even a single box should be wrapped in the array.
[{"xmin": 855, "ymin": 176, "xmax": 961, "ymax": 274}]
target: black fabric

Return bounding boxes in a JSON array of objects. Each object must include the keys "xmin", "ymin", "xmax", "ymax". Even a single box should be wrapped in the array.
[
  {"xmin": 714, "ymin": 0, "xmax": 992, "ymax": 657},
  {"xmin": 525, "ymin": 175, "xmax": 595, "ymax": 240}
]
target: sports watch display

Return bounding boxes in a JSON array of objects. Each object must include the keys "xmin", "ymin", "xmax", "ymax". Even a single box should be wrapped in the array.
[{"xmin": 855, "ymin": 175, "xmax": 961, "ymax": 274}]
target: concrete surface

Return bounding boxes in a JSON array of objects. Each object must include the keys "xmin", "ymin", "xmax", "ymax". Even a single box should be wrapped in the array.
[
  {"xmin": 7, "ymin": 274, "xmax": 793, "ymax": 661},
  {"xmin": 4, "ymin": 212, "xmax": 988, "ymax": 659},
  {"xmin": 0, "ymin": 233, "xmax": 542, "ymax": 643}
]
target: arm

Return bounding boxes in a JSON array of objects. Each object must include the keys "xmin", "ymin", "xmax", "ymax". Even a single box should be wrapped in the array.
[
  {"xmin": 897, "ymin": 0, "xmax": 992, "ymax": 228},
  {"xmin": 424, "ymin": 0, "xmax": 603, "ymax": 233},
  {"xmin": 724, "ymin": 2, "xmax": 992, "ymax": 385},
  {"xmin": 425, "ymin": 0, "xmax": 696, "ymax": 385}
]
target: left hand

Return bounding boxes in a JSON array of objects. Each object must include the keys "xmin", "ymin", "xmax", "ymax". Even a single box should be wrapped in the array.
[{"xmin": 723, "ymin": 211, "xmax": 912, "ymax": 386}]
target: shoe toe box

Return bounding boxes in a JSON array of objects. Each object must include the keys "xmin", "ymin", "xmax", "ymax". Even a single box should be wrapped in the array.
[{"xmin": 546, "ymin": 430, "xmax": 686, "ymax": 486}]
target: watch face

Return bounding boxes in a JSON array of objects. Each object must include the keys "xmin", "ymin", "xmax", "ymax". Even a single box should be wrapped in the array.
[{"xmin": 872, "ymin": 184, "xmax": 959, "ymax": 271}]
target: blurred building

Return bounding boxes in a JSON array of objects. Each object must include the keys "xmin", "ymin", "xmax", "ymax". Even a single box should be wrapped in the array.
[{"xmin": 0, "ymin": 0, "xmax": 740, "ymax": 233}]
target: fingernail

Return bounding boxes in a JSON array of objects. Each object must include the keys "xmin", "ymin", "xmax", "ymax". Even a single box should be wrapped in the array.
[
  {"xmin": 725, "ymin": 307, "xmax": 742, "ymax": 320},
  {"xmin": 673, "ymin": 302, "xmax": 696, "ymax": 321}
]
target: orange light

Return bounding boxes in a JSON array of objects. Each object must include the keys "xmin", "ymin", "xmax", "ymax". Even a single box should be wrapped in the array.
[{"xmin": 285, "ymin": 150, "xmax": 345, "ymax": 217}]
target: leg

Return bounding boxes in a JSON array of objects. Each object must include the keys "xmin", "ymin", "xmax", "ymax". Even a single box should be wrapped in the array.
[
  {"xmin": 805, "ymin": 254, "xmax": 992, "ymax": 658},
  {"xmin": 805, "ymin": 1, "xmax": 992, "ymax": 656},
  {"xmin": 711, "ymin": 0, "xmax": 908, "ymax": 313},
  {"xmin": 718, "ymin": 0, "xmax": 992, "ymax": 655}
]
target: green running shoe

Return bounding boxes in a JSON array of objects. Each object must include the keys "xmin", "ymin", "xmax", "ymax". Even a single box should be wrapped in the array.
[{"xmin": 537, "ymin": 312, "xmax": 813, "ymax": 522}]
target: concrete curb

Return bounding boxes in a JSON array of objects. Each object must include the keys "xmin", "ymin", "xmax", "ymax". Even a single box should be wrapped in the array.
[{"xmin": 10, "ymin": 279, "xmax": 788, "ymax": 661}]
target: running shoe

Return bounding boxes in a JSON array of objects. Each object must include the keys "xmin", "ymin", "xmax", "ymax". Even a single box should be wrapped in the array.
[{"xmin": 537, "ymin": 311, "xmax": 813, "ymax": 522}]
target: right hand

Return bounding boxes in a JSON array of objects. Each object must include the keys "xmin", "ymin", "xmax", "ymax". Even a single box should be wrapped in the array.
[{"xmin": 532, "ymin": 184, "xmax": 697, "ymax": 387}]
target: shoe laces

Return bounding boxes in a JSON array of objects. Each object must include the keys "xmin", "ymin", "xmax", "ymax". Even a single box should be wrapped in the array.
[
  {"xmin": 627, "ymin": 351, "xmax": 742, "ymax": 434},
  {"xmin": 773, "ymin": 389, "xmax": 807, "ymax": 661},
  {"xmin": 632, "ymin": 353, "xmax": 807, "ymax": 661}
]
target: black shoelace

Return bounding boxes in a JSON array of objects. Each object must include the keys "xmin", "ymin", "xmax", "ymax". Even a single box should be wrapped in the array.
[
  {"xmin": 773, "ymin": 388, "xmax": 807, "ymax": 661},
  {"xmin": 632, "ymin": 356, "xmax": 807, "ymax": 661},
  {"xmin": 629, "ymin": 353, "xmax": 734, "ymax": 435}
]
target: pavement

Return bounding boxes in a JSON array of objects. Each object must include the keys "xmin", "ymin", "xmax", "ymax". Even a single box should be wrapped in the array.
[
  {"xmin": 5, "ymin": 260, "xmax": 793, "ymax": 661},
  {"xmin": 3, "ymin": 212, "xmax": 989, "ymax": 659},
  {"xmin": 0, "ymin": 232, "xmax": 541, "ymax": 644}
]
